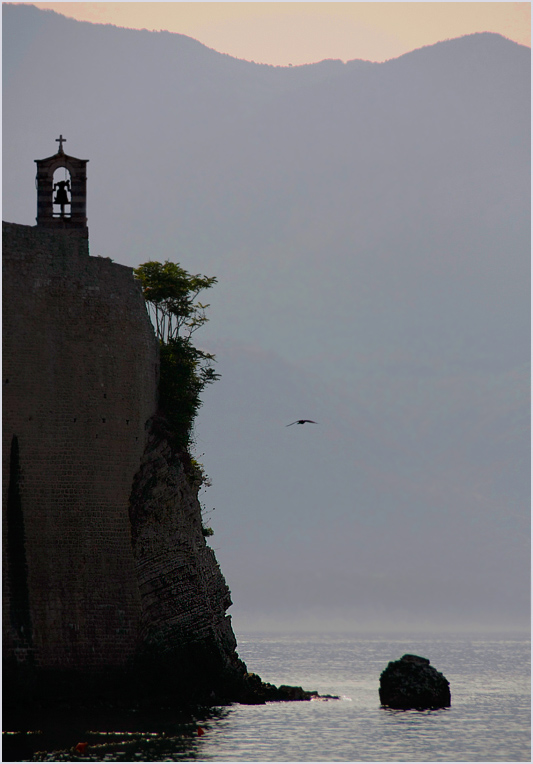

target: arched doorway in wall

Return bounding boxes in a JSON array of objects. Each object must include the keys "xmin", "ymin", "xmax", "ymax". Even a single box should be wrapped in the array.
[{"xmin": 52, "ymin": 166, "xmax": 72, "ymax": 219}]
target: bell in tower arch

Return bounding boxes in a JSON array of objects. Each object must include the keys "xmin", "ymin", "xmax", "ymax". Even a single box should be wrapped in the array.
[
  {"xmin": 35, "ymin": 135, "xmax": 89, "ymax": 235},
  {"xmin": 53, "ymin": 179, "xmax": 70, "ymax": 206},
  {"xmin": 53, "ymin": 171, "xmax": 72, "ymax": 219}
]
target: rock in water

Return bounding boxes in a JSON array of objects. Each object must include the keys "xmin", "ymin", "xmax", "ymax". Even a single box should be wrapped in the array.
[{"xmin": 379, "ymin": 654, "xmax": 451, "ymax": 709}]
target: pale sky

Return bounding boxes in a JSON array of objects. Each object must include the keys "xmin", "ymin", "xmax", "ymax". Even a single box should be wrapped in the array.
[
  {"xmin": 28, "ymin": 2, "xmax": 531, "ymax": 65},
  {"xmin": 3, "ymin": 0, "xmax": 530, "ymax": 633}
]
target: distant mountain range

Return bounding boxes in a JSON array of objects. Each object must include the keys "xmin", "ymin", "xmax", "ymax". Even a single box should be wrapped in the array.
[{"xmin": 3, "ymin": 4, "xmax": 530, "ymax": 631}]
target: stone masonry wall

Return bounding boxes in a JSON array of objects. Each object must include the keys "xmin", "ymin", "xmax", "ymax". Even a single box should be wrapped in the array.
[{"xmin": 2, "ymin": 222, "xmax": 159, "ymax": 671}]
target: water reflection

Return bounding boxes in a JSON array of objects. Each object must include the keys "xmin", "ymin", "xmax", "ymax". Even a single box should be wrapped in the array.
[
  {"xmin": 3, "ymin": 706, "xmax": 231, "ymax": 762},
  {"xmin": 380, "ymin": 707, "xmax": 451, "ymax": 719}
]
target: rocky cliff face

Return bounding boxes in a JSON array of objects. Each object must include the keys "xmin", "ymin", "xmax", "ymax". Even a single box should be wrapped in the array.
[
  {"xmin": 128, "ymin": 416, "xmax": 248, "ymax": 702},
  {"xmin": 128, "ymin": 418, "xmax": 316, "ymax": 705}
]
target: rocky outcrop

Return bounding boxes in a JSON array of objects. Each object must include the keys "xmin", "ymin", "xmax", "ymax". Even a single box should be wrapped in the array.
[
  {"xmin": 379, "ymin": 654, "xmax": 451, "ymax": 710},
  {"xmin": 128, "ymin": 415, "xmax": 244, "ymax": 702},
  {"xmin": 128, "ymin": 416, "xmax": 314, "ymax": 706},
  {"xmin": 239, "ymin": 672, "xmax": 318, "ymax": 704}
]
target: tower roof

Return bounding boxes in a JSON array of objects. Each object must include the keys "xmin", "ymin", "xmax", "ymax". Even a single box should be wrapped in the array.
[{"xmin": 35, "ymin": 135, "xmax": 89, "ymax": 166}]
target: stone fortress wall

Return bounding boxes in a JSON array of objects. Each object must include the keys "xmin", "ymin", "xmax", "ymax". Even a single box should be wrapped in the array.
[
  {"xmin": 2, "ymin": 154, "xmax": 310, "ymax": 707},
  {"xmin": 2, "ymin": 221, "xmax": 159, "ymax": 672}
]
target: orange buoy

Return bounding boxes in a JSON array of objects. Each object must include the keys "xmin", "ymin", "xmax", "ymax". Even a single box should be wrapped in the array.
[
  {"xmin": 197, "ymin": 726, "xmax": 205, "ymax": 736},
  {"xmin": 74, "ymin": 742, "xmax": 88, "ymax": 754}
]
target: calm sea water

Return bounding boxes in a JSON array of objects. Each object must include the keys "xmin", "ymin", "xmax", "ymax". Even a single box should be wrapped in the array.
[{"xmin": 5, "ymin": 632, "xmax": 530, "ymax": 762}]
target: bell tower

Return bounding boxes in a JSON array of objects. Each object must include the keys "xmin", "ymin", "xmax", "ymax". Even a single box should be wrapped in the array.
[{"xmin": 35, "ymin": 135, "xmax": 89, "ymax": 234}]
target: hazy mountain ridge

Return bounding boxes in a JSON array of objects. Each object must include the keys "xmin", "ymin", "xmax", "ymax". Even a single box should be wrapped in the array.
[{"xmin": 3, "ymin": 5, "xmax": 530, "ymax": 630}]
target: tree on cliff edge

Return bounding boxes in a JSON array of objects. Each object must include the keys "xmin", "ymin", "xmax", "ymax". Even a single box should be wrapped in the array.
[{"xmin": 134, "ymin": 260, "xmax": 219, "ymax": 448}]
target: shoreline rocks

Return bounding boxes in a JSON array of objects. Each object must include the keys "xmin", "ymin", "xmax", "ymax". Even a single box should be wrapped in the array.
[{"xmin": 238, "ymin": 673, "xmax": 339, "ymax": 704}]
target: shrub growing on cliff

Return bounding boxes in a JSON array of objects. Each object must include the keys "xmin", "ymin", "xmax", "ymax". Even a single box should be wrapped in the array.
[
  {"xmin": 133, "ymin": 260, "xmax": 217, "ymax": 343},
  {"xmin": 134, "ymin": 260, "xmax": 219, "ymax": 448}
]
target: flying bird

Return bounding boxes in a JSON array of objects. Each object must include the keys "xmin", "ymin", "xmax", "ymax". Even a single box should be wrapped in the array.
[{"xmin": 286, "ymin": 420, "xmax": 318, "ymax": 426}]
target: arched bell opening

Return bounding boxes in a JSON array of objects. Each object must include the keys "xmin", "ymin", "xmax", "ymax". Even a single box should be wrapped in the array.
[
  {"xmin": 52, "ymin": 166, "xmax": 72, "ymax": 219},
  {"xmin": 35, "ymin": 138, "xmax": 89, "ymax": 233}
]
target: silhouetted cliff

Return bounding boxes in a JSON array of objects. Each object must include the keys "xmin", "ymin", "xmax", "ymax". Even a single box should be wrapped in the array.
[{"xmin": 2, "ymin": 221, "xmax": 310, "ymax": 711}]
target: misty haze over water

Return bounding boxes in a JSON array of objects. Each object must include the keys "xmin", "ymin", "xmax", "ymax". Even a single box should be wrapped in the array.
[{"xmin": 2, "ymin": 5, "xmax": 530, "ymax": 635}]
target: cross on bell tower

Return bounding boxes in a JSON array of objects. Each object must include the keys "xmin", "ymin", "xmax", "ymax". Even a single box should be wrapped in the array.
[
  {"xmin": 35, "ymin": 136, "xmax": 89, "ymax": 235},
  {"xmin": 56, "ymin": 134, "xmax": 66, "ymax": 153}
]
